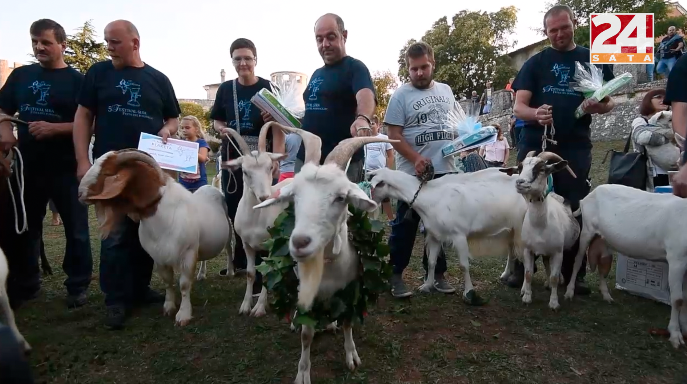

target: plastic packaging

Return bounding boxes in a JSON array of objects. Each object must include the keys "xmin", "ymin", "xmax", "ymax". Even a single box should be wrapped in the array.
[
  {"xmin": 441, "ymin": 101, "xmax": 497, "ymax": 157},
  {"xmin": 251, "ymin": 77, "xmax": 305, "ymax": 128},
  {"xmin": 569, "ymin": 61, "xmax": 633, "ymax": 119}
]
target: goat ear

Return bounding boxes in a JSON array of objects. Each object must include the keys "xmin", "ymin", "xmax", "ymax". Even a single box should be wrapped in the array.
[
  {"xmin": 347, "ymin": 183, "xmax": 377, "ymax": 212},
  {"xmin": 224, "ymin": 158, "xmax": 243, "ymax": 171},
  {"xmin": 88, "ymin": 168, "xmax": 133, "ymax": 200},
  {"xmin": 499, "ymin": 166, "xmax": 519, "ymax": 176},
  {"xmin": 268, "ymin": 153, "xmax": 288, "ymax": 162},
  {"xmin": 547, "ymin": 160, "xmax": 569, "ymax": 175},
  {"xmin": 253, "ymin": 182, "xmax": 295, "ymax": 209}
]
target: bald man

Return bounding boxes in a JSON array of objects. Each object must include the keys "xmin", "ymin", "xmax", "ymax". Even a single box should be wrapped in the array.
[
  {"xmin": 72, "ymin": 19, "xmax": 181, "ymax": 330},
  {"xmin": 265, "ymin": 13, "xmax": 375, "ymax": 182}
]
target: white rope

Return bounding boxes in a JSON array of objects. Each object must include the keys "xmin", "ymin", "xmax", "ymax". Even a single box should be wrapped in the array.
[{"xmin": 7, "ymin": 147, "xmax": 27, "ymax": 234}]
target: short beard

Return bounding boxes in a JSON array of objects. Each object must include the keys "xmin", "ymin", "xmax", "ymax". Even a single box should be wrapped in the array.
[{"xmin": 411, "ymin": 78, "xmax": 433, "ymax": 89}]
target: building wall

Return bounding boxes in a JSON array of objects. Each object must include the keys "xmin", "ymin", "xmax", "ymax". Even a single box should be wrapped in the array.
[
  {"xmin": 205, "ymin": 84, "xmax": 220, "ymax": 101},
  {"xmin": 270, "ymin": 71, "xmax": 308, "ymax": 111},
  {"xmin": 0, "ymin": 60, "xmax": 24, "ymax": 88}
]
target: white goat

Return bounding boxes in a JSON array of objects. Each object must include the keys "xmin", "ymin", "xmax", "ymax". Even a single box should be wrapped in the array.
[
  {"xmin": 78, "ymin": 149, "xmax": 232, "ymax": 326},
  {"xmin": 367, "ymin": 167, "xmax": 528, "ymax": 302},
  {"xmin": 564, "ymin": 183, "xmax": 687, "ymax": 349},
  {"xmin": 197, "ymin": 177, "xmax": 235, "ymax": 281},
  {"xmin": 254, "ymin": 136, "xmax": 397, "ymax": 384},
  {"xmin": 224, "ymin": 122, "xmax": 321, "ymax": 317},
  {"xmin": 500, "ymin": 151, "xmax": 580, "ymax": 310},
  {"xmin": 1, "ymin": 246, "xmax": 30, "ymax": 352}
]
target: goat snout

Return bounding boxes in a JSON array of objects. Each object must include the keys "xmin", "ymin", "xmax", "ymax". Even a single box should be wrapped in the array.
[
  {"xmin": 292, "ymin": 235, "xmax": 312, "ymax": 250},
  {"xmin": 258, "ymin": 194, "xmax": 270, "ymax": 202}
]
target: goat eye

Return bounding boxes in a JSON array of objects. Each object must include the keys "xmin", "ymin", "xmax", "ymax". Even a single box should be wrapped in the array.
[{"xmin": 334, "ymin": 195, "xmax": 345, "ymax": 203}]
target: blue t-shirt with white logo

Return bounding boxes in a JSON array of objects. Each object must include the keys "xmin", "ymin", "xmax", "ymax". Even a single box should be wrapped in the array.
[
  {"xmin": 512, "ymin": 46, "xmax": 614, "ymax": 148},
  {"xmin": 78, "ymin": 61, "xmax": 181, "ymax": 158}
]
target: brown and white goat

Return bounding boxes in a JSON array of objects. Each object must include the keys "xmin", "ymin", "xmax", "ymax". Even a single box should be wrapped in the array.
[{"xmin": 78, "ymin": 149, "xmax": 233, "ymax": 326}]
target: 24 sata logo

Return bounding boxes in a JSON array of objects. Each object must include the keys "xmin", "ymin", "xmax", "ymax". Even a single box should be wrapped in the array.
[{"xmin": 590, "ymin": 13, "xmax": 654, "ymax": 64}]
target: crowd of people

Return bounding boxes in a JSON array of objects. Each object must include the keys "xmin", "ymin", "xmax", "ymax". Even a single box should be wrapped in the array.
[{"xmin": 1, "ymin": 4, "xmax": 687, "ymax": 354}]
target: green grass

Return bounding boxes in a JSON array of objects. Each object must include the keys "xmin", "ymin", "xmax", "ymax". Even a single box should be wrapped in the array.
[{"xmin": 21, "ymin": 140, "xmax": 687, "ymax": 383}]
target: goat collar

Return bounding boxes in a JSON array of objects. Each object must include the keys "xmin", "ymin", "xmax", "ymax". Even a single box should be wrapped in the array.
[{"xmin": 528, "ymin": 174, "xmax": 554, "ymax": 203}]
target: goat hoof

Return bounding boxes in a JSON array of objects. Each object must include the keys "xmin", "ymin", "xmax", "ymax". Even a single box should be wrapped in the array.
[
  {"xmin": 521, "ymin": 293, "xmax": 532, "ymax": 304},
  {"xmin": 669, "ymin": 332, "xmax": 685, "ymax": 349},
  {"xmin": 418, "ymin": 283, "xmax": 433, "ymax": 293},
  {"xmin": 563, "ymin": 290, "xmax": 575, "ymax": 301},
  {"xmin": 175, "ymin": 313, "xmax": 192, "ymax": 327},
  {"xmin": 239, "ymin": 301, "xmax": 252, "ymax": 315},
  {"xmin": 548, "ymin": 301, "xmax": 561, "ymax": 311},
  {"xmin": 196, "ymin": 274, "xmax": 206, "ymax": 281},
  {"xmin": 346, "ymin": 350, "xmax": 361, "ymax": 371},
  {"xmin": 463, "ymin": 290, "xmax": 488, "ymax": 306},
  {"xmin": 163, "ymin": 302, "xmax": 177, "ymax": 316},
  {"xmin": 250, "ymin": 305, "xmax": 267, "ymax": 317},
  {"xmin": 603, "ymin": 296, "xmax": 615, "ymax": 304},
  {"xmin": 294, "ymin": 370, "xmax": 311, "ymax": 384}
]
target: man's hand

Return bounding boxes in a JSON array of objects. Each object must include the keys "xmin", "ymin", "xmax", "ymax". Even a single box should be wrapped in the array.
[
  {"xmin": 28, "ymin": 121, "xmax": 59, "ymax": 140},
  {"xmin": 351, "ymin": 117, "xmax": 372, "ymax": 137},
  {"xmin": 581, "ymin": 97, "xmax": 609, "ymax": 115},
  {"xmin": 261, "ymin": 110, "xmax": 275, "ymax": 123},
  {"xmin": 0, "ymin": 124, "xmax": 17, "ymax": 152},
  {"xmin": 76, "ymin": 160, "xmax": 91, "ymax": 182},
  {"xmin": 158, "ymin": 127, "xmax": 171, "ymax": 143},
  {"xmin": 413, "ymin": 156, "xmax": 432, "ymax": 176},
  {"xmin": 673, "ymin": 165, "xmax": 687, "ymax": 197},
  {"xmin": 536, "ymin": 104, "xmax": 553, "ymax": 126}
]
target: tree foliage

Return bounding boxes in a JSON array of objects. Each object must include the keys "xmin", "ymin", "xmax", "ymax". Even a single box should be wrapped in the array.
[
  {"xmin": 371, "ymin": 70, "xmax": 398, "ymax": 120},
  {"xmin": 64, "ymin": 20, "xmax": 108, "ymax": 73},
  {"xmin": 397, "ymin": 7, "xmax": 519, "ymax": 97},
  {"xmin": 541, "ymin": 0, "xmax": 684, "ymax": 48}
]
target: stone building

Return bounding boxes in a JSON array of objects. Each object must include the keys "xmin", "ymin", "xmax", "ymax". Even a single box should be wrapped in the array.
[{"xmin": 0, "ymin": 60, "xmax": 23, "ymax": 88}]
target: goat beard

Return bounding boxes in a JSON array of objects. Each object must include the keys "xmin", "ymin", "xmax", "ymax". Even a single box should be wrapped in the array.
[
  {"xmin": 94, "ymin": 203, "xmax": 125, "ymax": 240},
  {"xmin": 296, "ymin": 249, "xmax": 325, "ymax": 311}
]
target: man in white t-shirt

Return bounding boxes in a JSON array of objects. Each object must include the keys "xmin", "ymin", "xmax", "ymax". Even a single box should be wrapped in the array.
[
  {"xmin": 383, "ymin": 41, "xmax": 457, "ymax": 298},
  {"xmin": 364, "ymin": 115, "xmax": 395, "ymax": 221}
]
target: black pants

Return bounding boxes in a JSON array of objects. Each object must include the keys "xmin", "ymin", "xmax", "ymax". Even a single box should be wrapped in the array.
[
  {"xmin": 514, "ymin": 143, "xmax": 592, "ymax": 283},
  {"xmin": 4, "ymin": 162, "xmax": 92, "ymax": 302},
  {"xmin": 389, "ymin": 173, "xmax": 448, "ymax": 276},
  {"xmin": 99, "ymin": 216, "xmax": 154, "ymax": 307},
  {"xmin": 221, "ymin": 168, "xmax": 263, "ymax": 289},
  {"xmin": 486, "ymin": 160, "xmax": 504, "ymax": 168},
  {"xmin": 654, "ymin": 174, "xmax": 670, "ymax": 187}
]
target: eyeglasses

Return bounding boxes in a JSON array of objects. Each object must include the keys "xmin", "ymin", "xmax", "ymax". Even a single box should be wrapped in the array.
[{"xmin": 232, "ymin": 56, "xmax": 255, "ymax": 65}]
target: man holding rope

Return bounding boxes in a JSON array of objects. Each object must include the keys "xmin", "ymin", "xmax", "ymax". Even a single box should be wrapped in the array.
[{"xmin": 507, "ymin": 5, "xmax": 615, "ymax": 293}]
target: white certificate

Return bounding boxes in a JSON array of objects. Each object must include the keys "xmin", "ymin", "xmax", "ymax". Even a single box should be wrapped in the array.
[{"xmin": 137, "ymin": 132, "xmax": 199, "ymax": 174}]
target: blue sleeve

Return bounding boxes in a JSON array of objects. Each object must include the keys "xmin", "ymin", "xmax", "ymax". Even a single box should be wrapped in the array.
[
  {"xmin": 511, "ymin": 57, "xmax": 536, "ymax": 93},
  {"xmin": 160, "ymin": 74, "xmax": 181, "ymax": 119},
  {"xmin": 197, "ymin": 138, "xmax": 210, "ymax": 149},
  {"xmin": 0, "ymin": 69, "xmax": 19, "ymax": 115},
  {"xmin": 78, "ymin": 65, "xmax": 98, "ymax": 113},
  {"xmin": 350, "ymin": 59, "xmax": 375, "ymax": 95},
  {"xmin": 210, "ymin": 82, "xmax": 228, "ymax": 121}
]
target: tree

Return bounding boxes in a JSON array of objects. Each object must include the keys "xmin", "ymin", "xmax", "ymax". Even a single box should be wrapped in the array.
[
  {"xmin": 540, "ymin": 0, "xmax": 683, "ymax": 48},
  {"xmin": 371, "ymin": 70, "xmax": 398, "ymax": 120},
  {"xmin": 397, "ymin": 7, "xmax": 519, "ymax": 98},
  {"xmin": 64, "ymin": 20, "xmax": 108, "ymax": 73}
]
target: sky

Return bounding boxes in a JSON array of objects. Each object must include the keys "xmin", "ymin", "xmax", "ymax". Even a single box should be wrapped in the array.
[{"xmin": 0, "ymin": 0, "xmax": 664, "ymax": 99}]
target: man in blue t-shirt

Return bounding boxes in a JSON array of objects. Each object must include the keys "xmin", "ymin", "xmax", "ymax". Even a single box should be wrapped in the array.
[
  {"xmin": 666, "ymin": 54, "xmax": 687, "ymax": 195},
  {"xmin": 0, "ymin": 19, "xmax": 93, "ymax": 310},
  {"xmin": 507, "ymin": 5, "xmax": 616, "ymax": 294},
  {"xmin": 297, "ymin": 13, "xmax": 376, "ymax": 182},
  {"xmin": 73, "ymin": 20, "xmax": 181, "ymax": 330}
]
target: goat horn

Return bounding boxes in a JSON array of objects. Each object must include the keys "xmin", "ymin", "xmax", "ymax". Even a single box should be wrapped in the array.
[
  {"xmin": 526, "ymin": 150, "xmax": 536, "ymax": 158},
  {"xmin": 324, "ymin": 137, "xmax": 399, "ymax": 170},
  {"xmin": 223, "ymin": 128, "xmax": 251, "ymax": 156},
  {"xmin": 114, "ymin": 149, "xmax": 167, "ymax": 179},
  {"xmin": 279, "ymin": 126, "xmax": 322, "ymax": 165},
  {"xmin": 537, "ymin": 151, "xmax": 577, "ymax": 178},
  {"xmin": 257, "ymin": 121, "xmax": 286, "ymax": 154}
]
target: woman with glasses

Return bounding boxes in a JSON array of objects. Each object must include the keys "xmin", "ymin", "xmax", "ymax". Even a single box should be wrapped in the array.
[
  {"xmin": 631, "ymin": 89, "xmax": 679, "ymax": 191},
  {"xmin": 209, "ymin": 38, "xmax": 283, "ymax": 286}
]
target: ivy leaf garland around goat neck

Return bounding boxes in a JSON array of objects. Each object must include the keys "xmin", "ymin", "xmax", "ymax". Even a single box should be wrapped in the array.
[{"xmin": 255, "ymin": 202, "xmax": 392, "ymax": 329}]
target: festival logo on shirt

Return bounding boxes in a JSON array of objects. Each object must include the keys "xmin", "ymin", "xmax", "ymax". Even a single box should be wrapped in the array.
[
  {"xmin": 411, "ymin": 101, "xmax": 453, "ymax": 146},
  {"xmin": 542, "ymin": 64, "xmax": 578, "ymax": 96},
  {"xmin": 19, "ymin": 81, "xmax": 60, "ymax": 118},
  {"xmin": 304, "ymin": 77, "xmax": 326, "ymax": 112},
  {"xmin": 108, "ymin": 79, "xmax": 153, "ymax": 119}
]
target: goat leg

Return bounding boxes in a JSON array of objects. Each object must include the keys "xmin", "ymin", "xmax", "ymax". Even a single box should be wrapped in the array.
[
  {"xmin": 0, "ymin": 285, "xmax": 30, "ymax": 352},
  {"xmin": 239, "ymin": 246, "xmax": 256, "ymax": 315},
  {"xmin": 548, "ymin": 251, "xmax": 563, "ymax": 310},
  {"xmin": 343, "ymin": 319, "xmax": 361, "ymax": 371},
  {"xmin": 295, "ymin": 324, "xmax": 314, "ymax": 384},
  {"xmin": 196, "ymin": 261, "xmax": 207, "ymax": 281},
  {"xmin": 521, "ymin": 249, "xmax": 534, "ymax": 304},
  {"xmin": 175, "ymin": 253, "xmax": 197, "ymax": 326},
  {"xmin": 157, "ymin": 264, "xmax": 177, "ymax": 316},
  {"xmin": 564, "ymin": 227, "xmax": 594, "ymax": 301},
  {"xmin": 418, "ymin": 236, "xmax": 441, "ymax": 293},
  {"xmin": 666, "ymin": 256, "xmax": 687, "ymax": 348}
]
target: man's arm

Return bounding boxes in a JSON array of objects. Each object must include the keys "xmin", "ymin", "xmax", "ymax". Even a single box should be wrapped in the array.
[
  {"xmin": 0, "ymin": 71, "xmax": 18, "ymax": 142},
  {"xmin": 513, "ymin": 90, "xmax": 539, "ymax": 121},
  {"xmin": 350, "ymin": 60, "xmax": 377, "ymax": 122},
  {"xmin": 385, "ymin": 148, "xmax": 394, "ymax": 169},
  {"xmin": 355, "ymin": 88, "xmax": 375, "ymax": 120},
  {"xmin": 673, "ymin": 102, "xmax": 687, "ymax": 139},
  {"xmin": 73, "ymin": 105, "xmax": 94, "ymax": 164},
  {"xmin": 387, "ymin": 124, "xmax": 421, "ymax": 164}
]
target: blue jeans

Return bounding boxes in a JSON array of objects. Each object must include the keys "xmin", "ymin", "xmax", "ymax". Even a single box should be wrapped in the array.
[
  {"xmin": 657, "ymin": 57, "xmax": 677, "ymax": 77},
  {"xmin": 646, "ymin": 63, "xmax": 655, "ymax": 82},
  {"xmin": 99, "ymin": 216, "xmax": 154, "ymax": 307},
  {"xmin": 388, "ymin": 173, "xmax": 448, "ymax": 276},
  {"xmin": 10, "ymin": 162, "xmax": 92, "ymax": 298}
]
